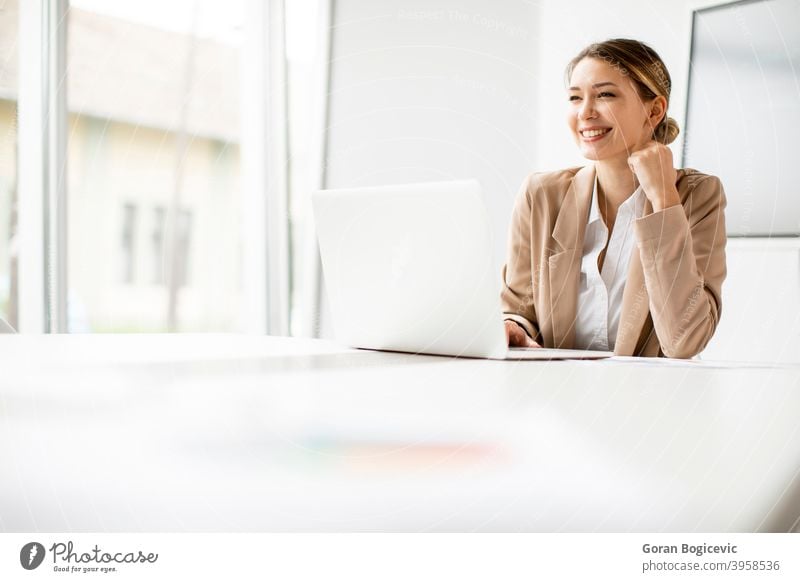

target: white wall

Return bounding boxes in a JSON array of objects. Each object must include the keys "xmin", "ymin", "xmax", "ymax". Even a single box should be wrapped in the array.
[
  {"xmin": 700, "ymin": 239, "xmax": 800, "ymax": 364},
  {"xmin": 325, "ymin": 0, "xmax": 540, "ymax": 267}
]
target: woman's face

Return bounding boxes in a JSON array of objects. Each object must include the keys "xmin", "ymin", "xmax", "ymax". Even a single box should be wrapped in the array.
[{"xmin": 567, "ymin": 57, "xmax": 661, "ymax": 163}]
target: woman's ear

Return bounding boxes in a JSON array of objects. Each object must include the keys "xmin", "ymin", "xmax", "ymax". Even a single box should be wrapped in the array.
[{"xmin": 649, "ymin": 95, "xmax": 668, "ymax": 128}]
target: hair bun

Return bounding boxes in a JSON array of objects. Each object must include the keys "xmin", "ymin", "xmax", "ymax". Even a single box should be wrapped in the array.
[{"xmin": 654, "ymin": 116, "xmax": 680, "ymax": 144}]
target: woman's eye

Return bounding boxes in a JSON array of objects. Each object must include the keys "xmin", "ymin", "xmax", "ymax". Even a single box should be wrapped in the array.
[
  {"xmin": 598, "ymin": 92, "xmax": 615, "ymax": 98},
  {"xmin": 568, "ymin": 95, "xmax": 581, "ymax": 102}
]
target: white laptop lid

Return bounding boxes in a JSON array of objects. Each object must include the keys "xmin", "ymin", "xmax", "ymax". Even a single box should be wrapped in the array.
[{"xmin": 312, "ymin": 180, "xmax": 509, "ymax": 358}]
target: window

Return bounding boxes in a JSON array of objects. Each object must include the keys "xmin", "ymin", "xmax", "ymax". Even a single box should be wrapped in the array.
[
  {"xmin": 173, "ymin": 208, "xmax": 193, "ymax": 288},
  {"xmin": 0, "ymin": 0, "xmax": 18, "ymax": 328},
  {"xmin": 67, "ymin": 0, "xmax": 245, "ymax": 332},
  {"xmin": 9, "ymin": 0, "xmax": 289, "ymax": 334},
  {"xmin": 120, "ymin": 203, "xmax": 137, "ymax": 284},
  {"xmin": 151, "ymin": 206, "xmax": 166, "ymax": 285}
]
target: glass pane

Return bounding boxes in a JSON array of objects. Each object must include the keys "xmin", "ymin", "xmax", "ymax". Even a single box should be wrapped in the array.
[
  {"xmin": 684, "ymin": 0, "xmax": 800, "ymax": 235},
  {"xmin": 67, "ymin": 0, "xmax": 245, "ymax": 332},
  {"xmin": 0, "ymin": 0, "xmax": 18, "ymax": 329}
]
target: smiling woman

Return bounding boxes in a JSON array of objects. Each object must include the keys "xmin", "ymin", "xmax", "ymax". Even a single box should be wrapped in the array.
[{"xmin": 501, "ymin": 38, "xmax": 727, "ymax": 359}]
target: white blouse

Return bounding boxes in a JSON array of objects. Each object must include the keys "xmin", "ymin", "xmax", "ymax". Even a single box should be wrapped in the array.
[{"xmin": 573, "ymin": 177, "xmax": 647, "ymax": 351}]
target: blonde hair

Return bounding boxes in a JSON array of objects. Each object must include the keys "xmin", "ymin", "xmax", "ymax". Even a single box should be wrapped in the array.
[{"xmin": 565, "ymin": 38, "xmax": 680, "ymax": 145}]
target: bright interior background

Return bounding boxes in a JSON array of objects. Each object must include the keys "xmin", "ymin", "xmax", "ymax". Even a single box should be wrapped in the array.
[
  {"xmin": 0, "ymin": 0, "xmax": 797, "ymax": 363},
  {"xmin": 319, "ymin": 0, "xmax": 799, "ymax": 363}
]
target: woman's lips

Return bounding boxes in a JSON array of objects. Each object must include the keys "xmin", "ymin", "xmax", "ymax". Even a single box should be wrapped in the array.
[{"xmin": 580, "ymin": 127, "xmax": 612, "ymax": 142}]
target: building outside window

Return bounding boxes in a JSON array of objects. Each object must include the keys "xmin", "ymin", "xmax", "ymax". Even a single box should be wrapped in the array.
[
  {"xmin": 151, "ymin": 206, "xmax": 166, "ymax": 285},
  {"xmin": 120, "ymin": 202, "xmax": 137, "ymax": 284},
  {"xmin": 67, "ymin": 0, "xmax": 244, "ymax": 332}
]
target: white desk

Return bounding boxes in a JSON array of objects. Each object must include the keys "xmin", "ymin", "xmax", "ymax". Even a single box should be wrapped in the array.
[{"xmin": 1, "ymin": 334, "xmax": 799, "ymax": 532}]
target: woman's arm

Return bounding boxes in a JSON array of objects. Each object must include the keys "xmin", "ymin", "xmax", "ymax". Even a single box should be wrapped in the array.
[
  {"xmin": 633, "ymin": 175, "xmax": 727, "ymax": 358},
  {"xmin": 500, "ymin": 176, "xmax": 542, "ymax": 343}
]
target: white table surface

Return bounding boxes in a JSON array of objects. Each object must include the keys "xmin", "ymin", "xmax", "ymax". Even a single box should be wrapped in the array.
[{"xmin": 1, "ymin": 334, "xmax": 799, "ymax": 532}]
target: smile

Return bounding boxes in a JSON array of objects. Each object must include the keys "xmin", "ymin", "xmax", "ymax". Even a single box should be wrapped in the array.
[{"xmin": 580, "ymin": 128, "xmax": 611, "ymax": 139}]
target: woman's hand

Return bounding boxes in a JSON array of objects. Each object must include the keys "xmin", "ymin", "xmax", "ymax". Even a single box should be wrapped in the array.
[
  {"xmin": 628, "ymin": 142, "xmax": 681, "ymax": 212},
  {"xmin": 504, "ymin": 320, "xmax": 541, "ymax": 348}
]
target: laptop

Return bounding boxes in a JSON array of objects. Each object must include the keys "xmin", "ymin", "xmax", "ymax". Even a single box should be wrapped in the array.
[{"xmin": 312, "ymin": 179, "xmax": 612, "ymax": 360}]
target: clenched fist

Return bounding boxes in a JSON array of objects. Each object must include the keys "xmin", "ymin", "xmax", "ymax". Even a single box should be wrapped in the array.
[{"xmin": 628, "ymin": 141, "xmax": 681, "ymax": 212}]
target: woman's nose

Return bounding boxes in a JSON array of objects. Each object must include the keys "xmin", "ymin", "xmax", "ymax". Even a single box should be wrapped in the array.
[{"xmin": 579, "ymin": 99, "xmax": 597, "ymax": 120}]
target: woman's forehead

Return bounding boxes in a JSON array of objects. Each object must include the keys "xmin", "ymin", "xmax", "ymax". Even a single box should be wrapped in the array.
[{"xmin": 569, "ymin": 57, "xmax": 633, "ymax": 89}]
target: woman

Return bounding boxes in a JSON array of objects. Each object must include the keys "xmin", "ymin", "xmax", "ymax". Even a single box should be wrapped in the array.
[{"xmin": 501, "ymin": 39, "xmax": 727, "ymax": 358}]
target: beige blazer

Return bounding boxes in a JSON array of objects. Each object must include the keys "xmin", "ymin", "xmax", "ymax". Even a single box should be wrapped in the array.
[{"xmin": 501, "ymin": 165, "xmax": 727, "ymax": 358}]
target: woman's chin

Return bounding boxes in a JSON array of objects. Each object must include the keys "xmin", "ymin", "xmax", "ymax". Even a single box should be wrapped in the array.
[
  {"xmin": 579, "ymin": 146, "xmax": 603, "ymax": 161},
  {"xmin": 579, "ymin": 142, "xmax": 628, "ymax": 162}
]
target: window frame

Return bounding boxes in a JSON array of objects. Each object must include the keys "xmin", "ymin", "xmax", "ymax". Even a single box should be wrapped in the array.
[{"xmin": 18, "ymin": 0, "xmax": 68, "ymax": 333}]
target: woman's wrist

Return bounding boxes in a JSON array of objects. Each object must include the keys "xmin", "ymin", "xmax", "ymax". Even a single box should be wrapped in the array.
[{"xmin": 649, "ymin": 185, "xmax": 681, "ymax": 213}]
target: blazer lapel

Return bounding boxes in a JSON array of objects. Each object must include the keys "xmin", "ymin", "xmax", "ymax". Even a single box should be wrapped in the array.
[
  {"xmin": 615, "ymin": 197, "xmax": 654, "ymax": 355},
  {"xmin": 547, "ymin": 165, "xmax": 594, "ymax": 348}
]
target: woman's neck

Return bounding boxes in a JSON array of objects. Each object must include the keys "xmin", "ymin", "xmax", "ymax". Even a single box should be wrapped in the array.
[{"xmin": 595, "ymin": 157, "xmax": 638, "ymax": 208}]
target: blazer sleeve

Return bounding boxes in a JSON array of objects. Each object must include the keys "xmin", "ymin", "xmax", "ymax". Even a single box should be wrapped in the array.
[
  {"xmin": 500, "ymin": 176, "xmax": 541, "ymax": 341},
  {"xmin": 633, "ymin": 175, "xmax": 727, "ymax": 358}
]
